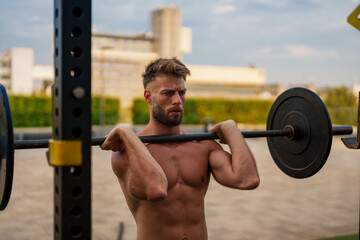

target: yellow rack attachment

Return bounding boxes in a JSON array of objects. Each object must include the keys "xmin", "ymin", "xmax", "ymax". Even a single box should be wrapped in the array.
[{"xmin": 48, "ymin": 140, "xmax": 82, "ymax": 166}]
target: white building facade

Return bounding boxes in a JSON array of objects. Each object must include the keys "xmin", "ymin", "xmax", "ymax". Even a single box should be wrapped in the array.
[{"xmin": 0, "ymin": 48, "xmax": 34, "ymax": 94}]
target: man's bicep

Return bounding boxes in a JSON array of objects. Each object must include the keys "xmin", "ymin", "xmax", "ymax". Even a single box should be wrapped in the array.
[{"xmin": 209, "ymin": 149, "xmax": 236, "ymax": 188}]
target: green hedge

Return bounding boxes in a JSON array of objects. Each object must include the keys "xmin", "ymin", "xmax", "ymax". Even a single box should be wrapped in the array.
[
  {"xmin": 323, "ymin": 86, "xmax": 358, "ymax": 126},
  {"xmin": 10, "ymin": 95, "xmax": 357, "ymax": 127},
  {"xmin": 327, "ymin": 107, "xmax": 357, "ymax": 126},
  {"xmin": 8, "ymin": 95, "xmax": 120, "ymax": 127},
  {"xmin": 132, "ymin": 97, "xmax": 358, "ymax": 126},
  {"xmin": 132, "ymin": 98, "xmax": 273, "ymax": 124},
  {"xmin": 132, "ymin": 98, "xmax": 150, "ymax": 124},
  {"xmin": 9, "ymin": 95, "xmax": 53, "ymax": 127},
  {"xmin": 92, "ymin": 96, "xmax": 120, "ymax": 125}
]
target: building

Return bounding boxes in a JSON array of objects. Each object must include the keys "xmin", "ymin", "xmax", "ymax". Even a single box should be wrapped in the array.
[
  {"xmin": 0, "ymin": 6, "xmax": 268, "ymax": 122},
  {"xmin": 92, "ymin": 6, "xmax": 266, "ymax": 121},
  {"xmin": 92, "ymin": 32, "xmax": 158, "ymax": 113},
  {"xmin": 33, "ymin": 64, "xmax": 54, "ymax": 94},
  {"xmin": 186, "ymin": 64, "xmax": 266, "ymax": 98},
  {"xmin": 0, "ymin": 48, "xmax": 34, "ymax": 94},
  {"xmin": 91, "ymin": 6, "xmax": 193, "ymax": 121},
  {"xmin": 0, "ymin": 48, "xmax": 54, "ymax": 95},
  {"xmin": 151, "ymin": 7, "xmax": 192, "ymax": 58}
]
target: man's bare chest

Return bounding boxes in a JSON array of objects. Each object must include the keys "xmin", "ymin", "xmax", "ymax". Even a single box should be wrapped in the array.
[{"xmin": 147, "ymin": 142, "xmax": 211, "ymax": 189}]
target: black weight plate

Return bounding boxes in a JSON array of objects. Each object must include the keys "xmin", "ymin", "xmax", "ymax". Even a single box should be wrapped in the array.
[
  {"xmin": 0, "ymin": 83, "xmax": 14, "ymax": 210},
  {"xmin": 266, "ymin": 88, "xmax": 332, "ymax": 178}
]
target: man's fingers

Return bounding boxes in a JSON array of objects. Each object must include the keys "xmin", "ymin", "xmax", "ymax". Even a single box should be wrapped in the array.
[
  {"xmin": 100, "ymin": 142, "xmax": 110, "ymax": 151},
  {"xmin": 100, "ymin": 137, "xmax": 125, "ymax": 152},
  {"xmin": 209, "ymin": 122, "xmax": 230, "ymax": 144}
]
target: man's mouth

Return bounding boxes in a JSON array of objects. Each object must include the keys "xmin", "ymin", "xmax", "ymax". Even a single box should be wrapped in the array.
[
  {"xmin": 170, "ymin": 111, "xmax": 181, "ymax": 116},
  {"xmin": 168, "ymin": 108, "xmax": 183, "ymax": 116}
]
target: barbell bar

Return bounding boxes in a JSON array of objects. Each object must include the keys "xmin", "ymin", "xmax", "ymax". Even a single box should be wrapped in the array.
[
  {"xmin": 13, "ymin": 126, "xmax": 352, "ymax": 149},
  {"xmin": 7, "ymin": 86, "xmax": 356, "ymax": 180},
  {"xmin": 0, "ymin": 84, "xmax": 356, "ymax": 211}
]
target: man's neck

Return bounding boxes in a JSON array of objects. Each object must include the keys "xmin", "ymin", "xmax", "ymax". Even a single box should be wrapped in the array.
[{"xmin": 143, "ymin": 119, "xmax": 183, "ymax": 136}]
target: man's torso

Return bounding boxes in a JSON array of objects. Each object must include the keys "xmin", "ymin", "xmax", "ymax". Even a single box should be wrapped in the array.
[{"xmin": 119, "ymin": 140, "xmax": 220, "ymax": 240}]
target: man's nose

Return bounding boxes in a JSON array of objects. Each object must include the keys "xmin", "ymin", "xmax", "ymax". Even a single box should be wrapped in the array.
[{"xmin": 172, "ymin": 92, "xmax": 182, "ymax": 105}]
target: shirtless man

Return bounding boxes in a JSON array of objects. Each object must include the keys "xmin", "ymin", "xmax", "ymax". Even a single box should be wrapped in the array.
[{"xmin": 100, "ymin": 57, "xmax": 260, "ymax": 240}]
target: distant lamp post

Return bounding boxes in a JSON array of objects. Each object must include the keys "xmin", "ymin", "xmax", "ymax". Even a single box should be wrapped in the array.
[{"xmin": 100, "ymin": 46, "xmax": 112, "ymax": 133}]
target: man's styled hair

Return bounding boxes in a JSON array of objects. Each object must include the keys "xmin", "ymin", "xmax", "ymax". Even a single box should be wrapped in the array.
[{"xmin": 142, "ymin": 57, "xmax": 191, "ymax": 89}]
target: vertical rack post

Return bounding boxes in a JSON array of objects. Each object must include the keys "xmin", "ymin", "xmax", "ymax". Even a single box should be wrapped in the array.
[{"xmin": 53, "ymin": 0, "xmax": 92, "ymax": 239}]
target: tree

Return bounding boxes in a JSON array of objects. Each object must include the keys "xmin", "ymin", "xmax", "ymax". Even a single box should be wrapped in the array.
[{"xmin": 42, "ymin": 78, "xmax": 53, "ymax": 95}]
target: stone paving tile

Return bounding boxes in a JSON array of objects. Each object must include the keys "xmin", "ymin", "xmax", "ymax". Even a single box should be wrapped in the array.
[{"xmin": 0, "ymin": 137, "xmax": 359, "ymax": 240}]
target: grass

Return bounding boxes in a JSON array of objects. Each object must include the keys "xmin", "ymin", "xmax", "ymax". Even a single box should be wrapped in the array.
[{"xmin": 315, "ymin": 233, "xmax": 359, "ymax": 240}]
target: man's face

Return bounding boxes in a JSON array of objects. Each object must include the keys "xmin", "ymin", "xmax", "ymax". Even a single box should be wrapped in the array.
[{"xmin": 146, "ymin": 74, "xmax": 187, "ymax": 126}]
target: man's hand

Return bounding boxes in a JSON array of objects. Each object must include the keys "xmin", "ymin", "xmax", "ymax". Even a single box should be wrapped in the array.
[
  {"xmin": 209, "ymin": 120, "xmax": 241, "ymax": 144},
  {"xmin": 100, "ymin": 126, "xmax": 133, "ymax": 152}
]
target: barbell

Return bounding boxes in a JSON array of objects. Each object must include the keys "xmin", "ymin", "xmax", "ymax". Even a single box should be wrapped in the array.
[{"xmin": 0, "ymin": 84, "xmax": 354, "ymax": 211}]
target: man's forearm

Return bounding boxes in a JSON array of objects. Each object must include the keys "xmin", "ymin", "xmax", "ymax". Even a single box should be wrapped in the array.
[{"xmin": 117, "ymin": 128, "xmax": 168, "ymax": 200}]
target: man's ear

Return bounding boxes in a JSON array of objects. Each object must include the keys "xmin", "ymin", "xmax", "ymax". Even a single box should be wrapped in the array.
[{"xmin": 144, "ymin": 89, "xmax": 151, "ymax": 104}]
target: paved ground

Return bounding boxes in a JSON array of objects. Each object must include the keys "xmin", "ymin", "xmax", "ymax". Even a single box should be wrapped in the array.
[{"xmin": 0, "ymin": 135, "xmax": 359, "ymax": 240}]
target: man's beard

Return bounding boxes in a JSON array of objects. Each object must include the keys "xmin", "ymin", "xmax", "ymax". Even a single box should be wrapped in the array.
[{"xmin": 152, "ymin": 102, "xmax": 183, "ymax": 126}]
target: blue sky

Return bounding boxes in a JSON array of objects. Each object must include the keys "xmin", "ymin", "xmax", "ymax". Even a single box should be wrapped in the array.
[{"xmin": 0, "ymin": 0, "xmax": 359, "ymax": 87}]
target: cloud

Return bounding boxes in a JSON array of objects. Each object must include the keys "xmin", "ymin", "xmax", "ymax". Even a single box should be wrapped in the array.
[
  {"xmin": 246, "ymin": 45, "xmax": 338, "ymax": 60},
  {"xmin": 284, "ymin": 45, "xmax": 338, "ymax": 59},
  {"xmin": 212, "ymin": 5, "xmax": 236, "ymax": 14},
  {"xmin": 245, "ymin": 46, "xmax": 281, "ymax": 60},
  {"xmin": 255, "ymin": 46, "xmax": 273, "ymax": 55},
  {"xmin": 252, "ymin": 0, "xmax": 289, "ymax": 8}
]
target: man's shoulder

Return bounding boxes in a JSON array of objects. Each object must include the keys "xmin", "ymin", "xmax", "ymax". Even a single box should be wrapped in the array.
[{"xmin": 183, "ymin": 138, "xmax": 222, "ymax": 153}]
